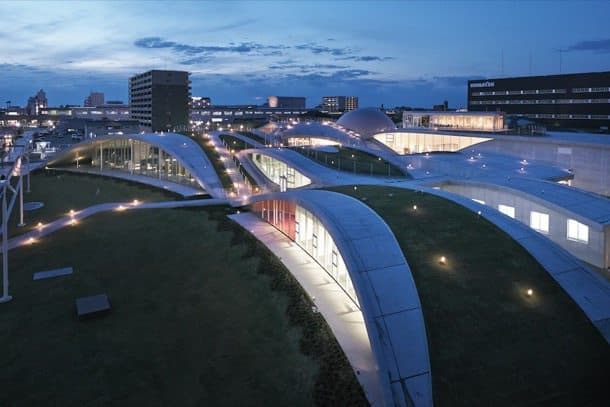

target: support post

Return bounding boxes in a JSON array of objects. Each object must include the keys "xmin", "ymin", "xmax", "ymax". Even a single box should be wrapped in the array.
[
  {"xmin": 17, "ymin": 176, "xmax": 24, "ymax": 227},
  {"xmin": 1, "ymin": 190, "xmax": 12, "ymax": 303}
]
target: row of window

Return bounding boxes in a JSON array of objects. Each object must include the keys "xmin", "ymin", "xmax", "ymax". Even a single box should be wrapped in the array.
[
  {"xmin": 470, "ymin": 98, "xmax": 610, "ymax": 105},
  {"xmin": 481, "ymin": 201, "xmax": 590, "ymax": 243},
  {"xmin": 472, "ymin": 87, "xmax": 610, "ymax": 97},
  {"xmin": 524, "ymin": 113, "xmax": 610, "ymax": 120},
  {"xmin": 472, "ymin": 88, "xmax": 567, "ymax": 96},
  {"xmin": 191, "ymin": 110, "xmax": 308, "ymax": 117},
  {"xmin": 572, "ymin": 87, "xmax": 610, "ymax": 93}
]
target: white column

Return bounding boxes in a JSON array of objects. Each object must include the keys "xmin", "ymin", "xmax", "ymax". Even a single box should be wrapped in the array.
[
  {"xmin": 0, "ymin": 189, "xmax": 12, "ymax": 303},
  {"xmin": 17, "ymin": 176, "xmax": 24, "ymax": 227}
]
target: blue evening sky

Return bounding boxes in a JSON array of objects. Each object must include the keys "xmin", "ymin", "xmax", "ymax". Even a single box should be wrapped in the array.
[{"xmin": 1, "ymin": 0, "xmax": 609, "ymax": 108}]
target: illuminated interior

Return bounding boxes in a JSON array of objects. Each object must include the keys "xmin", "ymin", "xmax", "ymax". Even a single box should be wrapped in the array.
[
  {"xmin": 374, "ymin": 131, "xmax": 492, "ymax": 154},
  {"xmin": 251, "ymin": 153, "xmax": 311, "ymax": 189},
  {"xmin": 253, "ymin": 199, "xmax": 359, "ymax": 306}
]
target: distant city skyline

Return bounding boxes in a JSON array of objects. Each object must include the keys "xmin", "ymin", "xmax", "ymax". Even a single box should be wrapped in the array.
[{"xmin": 1, "ymin": 0, "xmax": 609, "ymax": 108}]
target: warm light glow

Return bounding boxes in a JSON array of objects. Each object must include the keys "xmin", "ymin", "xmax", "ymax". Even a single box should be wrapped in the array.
[
  {"xmin": 439, "ymin": 256, "xmax": 446, "ymax": 264},
  {"xmin": 132, "ymin": 199, "xmax": 140, "ymax": 205},
  {"xmin": 116, "ymin": 205, "xmax": 126, "ymax": 211},
  {"xmin": 70, "ymin": 219, "xmax": 78, "ymax": 226},
  {"xmin": 37, "ymin": 222, "xmax": 43, "ymax": 229},
  {"xmin": 413, "ymin": 205, "xmax": 417, "ymax": 210},
  {"xmin": 28, "ymin": 237, "xmax": 36, "ymax": 244},
  {"xmin": 527, "ymin": 288, "xmax": 533, "ymax": 296},
  {"xmin": 69, "ymin": 209, "xmax": 75, "ymax": 216}
]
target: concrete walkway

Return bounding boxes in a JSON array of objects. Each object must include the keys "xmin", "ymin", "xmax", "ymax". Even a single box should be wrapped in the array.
[
  {"xmin": 207, "ymin": 132, "xmax": 255, "ymax": 198},
  {"xmin": 228, "ymin": 212, "xmax": 385, "ymax": 406},
  {"xmin": 4, "ymin": 198, "xmax": 228, "ymax": 252}
]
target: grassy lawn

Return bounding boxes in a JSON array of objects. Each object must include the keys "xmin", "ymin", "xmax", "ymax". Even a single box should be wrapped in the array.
[
  {"xmin": 329, "ymin": 185, "xmax": 610, "ymax": 406},
  {"xmin": 1, "ymin": 208, "xmax": 321, "ymax": 406},
  {"xmin": 192, "ymin": 135, "xmax": 235, "ymax": 193},
  {"xmin": 219, "ymin": 134, "xmax": 256, "ymax": 151},
  {"xmin": 292, "ymin": 146, "xmax": 407, "ymax": 177},
  {"xmin": 237, "ymin": 131, "xmax": 266, "ymax": 144},
  {"xmin": 8, "ymin": 170, "xmax": 178, "ymax": 238},
  {"xmin": 0, "ymin": 172, "xmax": 365, "ymax": 405}
]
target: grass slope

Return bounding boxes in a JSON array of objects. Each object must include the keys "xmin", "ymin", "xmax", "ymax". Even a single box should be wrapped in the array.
[
  {"xmin": 1, "ymin": 208, "xmax": 318, "ymax": 406},
  {"xmin": 292, "ymin": 146, "xmax": 406, "ymax": 177},
  {"xmin": 329, "ymin": 185, "xmax": 610, "ymax": 407},
  {"xmin": 8, "ymin": 171, "xmax": 178, "ymax": 238}
]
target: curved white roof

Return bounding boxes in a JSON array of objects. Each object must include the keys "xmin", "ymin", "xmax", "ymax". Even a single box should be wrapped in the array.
[
  {"xmin": 250, "ymin": 189, "xmax": 432, "ymax": 406},
  {"xmin": 281, "ymin": 122, "xmax": 355, "ymax": 144},
  {"xmin": 47, "ymin": 133, "xmax": 226, "ymax": 198},
  {"xmin": 337, "ymin": 107, "xmax": 397, "ymax": 138}
]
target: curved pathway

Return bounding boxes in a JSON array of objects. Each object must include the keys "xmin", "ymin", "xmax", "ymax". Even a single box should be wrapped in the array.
[{"xmin": 4, "ymin": 198, "xmax": 228, "ymax": 252}]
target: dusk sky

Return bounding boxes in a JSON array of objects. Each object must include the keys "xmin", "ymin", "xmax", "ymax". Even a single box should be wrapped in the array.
[{"xmin": 1, "ymin": 0, "xmax": 609, "ymax": 108}]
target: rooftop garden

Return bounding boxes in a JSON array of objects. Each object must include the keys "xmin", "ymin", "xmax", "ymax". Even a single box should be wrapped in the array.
[
  {"xmin": 329, "ymin": 184, "xmax": 610, "ymax": 406},
  {"xmin": 219, "ymin": 133, "xmax": 256, "ymax": 152},
  {"xmin": 192, "ymin": 134, "xmax": 236, "ymax": 193},
  {"xmin": 0, "ymin": 175, "xmax": 364, "ymax": 405},
  {"xmin": 7, "ymin": 170, "xmax": 179, "ymax": 238},
  {"xmin": 293, "ymin": 145, "xmax": 407, "ymax": 177},
  {"xmin": 236, "ymin": 130, "xmax": 266, "ymax": 145}
]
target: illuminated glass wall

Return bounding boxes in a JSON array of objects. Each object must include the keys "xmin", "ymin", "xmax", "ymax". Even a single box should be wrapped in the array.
[
  {"xmin": 86, "ymin": 138, "xmax": 199, "ymax": 188},
  {"xmin": 253, "ymin": 199, "xmax": 359, "ymax": 307},
  {"xmin": 251, "ymin": 153, "xmax": 311, "ymax": 189},
  {"xmin": 374, "ymin": 132, "xmax": 491, "ymax": 154}
]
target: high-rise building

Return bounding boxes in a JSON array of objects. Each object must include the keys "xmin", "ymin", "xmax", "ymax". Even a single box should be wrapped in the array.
[
  {"xmin": 267, "ymin": 96, "xmax": 306, "ymax": 109},
  {"xmin": 129, "ymin": 70, "xmax": 191, "ymax": 131},
  {"xmin": 321, "ymin": 96, "xmax": 359, "ymax": 113},
  {"xmin": 468, "ymin": 71, "xmax": 610, "ymax": 130},
  {"xmin": 26, "ymin": 89, "xmax": 48, "ymax": 116},
  {"xmin": 84, "ymin": 92, "xmax": 105, "ymax": 107}
]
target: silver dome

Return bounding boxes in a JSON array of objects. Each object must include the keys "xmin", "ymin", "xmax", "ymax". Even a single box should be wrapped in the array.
[{"xmin": 336, "ymin": 107, "xmax": 396, "ymax": 138}]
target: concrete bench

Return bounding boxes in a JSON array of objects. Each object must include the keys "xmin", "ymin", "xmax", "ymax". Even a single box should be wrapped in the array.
[{"xmin": 75, "ymin": 294, "xmax": 111, "ymax": 320}]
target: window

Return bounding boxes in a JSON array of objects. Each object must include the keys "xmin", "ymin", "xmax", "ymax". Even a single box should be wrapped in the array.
[
  {"xmin": 498, "ymin": 204, "xmax": 515, "ymax": 218},
  {"xmin": 530, "ymin": 211, "xmax": 549, "ymax": 234},
  {"xmin": 567, "ymin": 219, "xmax": 588, "ymax": 244}
]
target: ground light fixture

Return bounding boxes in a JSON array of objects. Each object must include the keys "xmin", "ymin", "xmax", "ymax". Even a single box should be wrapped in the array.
[
  {"xmin": 27, "ymin": 237, "xmax": 35, "ymax": 244},
  {"xmin": 413, "ymin": 205, "xmax": 417, "ymax": 211},
  {"xmin": 527, "ymin": 288, "xmax": 534, "ymax": 297},
  {"xmin": 132, "ymin": 199, "xmax": 140, "ymax": 206},
  {"xmin": 439, "ymin": 256, "xmax": 446, "ymax": 265},
  {"xmin": 36, "ymin": 222, "xmax": 43, "ymax": 229},
  {"xmin": 69, "ymin": 209, "xmax": 75, "ymax": 216}
]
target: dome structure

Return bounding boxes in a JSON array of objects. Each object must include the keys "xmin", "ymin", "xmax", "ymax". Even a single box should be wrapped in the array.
[{"xmin": 336, "ymin": 107, "xmax": 397, "ymax": 138}]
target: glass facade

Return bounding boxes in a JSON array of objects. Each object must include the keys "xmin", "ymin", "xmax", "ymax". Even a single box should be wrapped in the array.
[
  {"xmin": 374, "ymin": 132, "xmax": 491, "ymax": 154},
  {"xmin": 253, "ymin": 199, "xmax": 359, "ymax": 307},
  {"xmin": 80, "ymin": 138, "xmax": 200, "ymax": 188},
  {"xmin": 251, "ymin": 153, "xmax": 311, "ymax": 190}
]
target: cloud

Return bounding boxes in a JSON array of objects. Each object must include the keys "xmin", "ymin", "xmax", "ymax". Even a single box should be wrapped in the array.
[
  {"xmin": 268, "ymin": 63, "xmax": 348, "ymax": 71},
  {"xmin": 566, "ymin": 38, "xmax": 610, "ymax": 53},
  {"xmin": 338, "ymin": 55, "xmax": 394, "ymax": 62},
  {"xmin": 294, "ymin": 42, "xmax": 354, "ymax": 56},
  {"xmin": 133, "ymin": 37, "xmax": 286, "ymax": 57}
]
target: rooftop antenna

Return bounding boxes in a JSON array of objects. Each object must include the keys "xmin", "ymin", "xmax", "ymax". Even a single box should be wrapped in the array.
[{"xmin": 554, "ymin": 48, "xmax": 567, "ymax": 73}]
